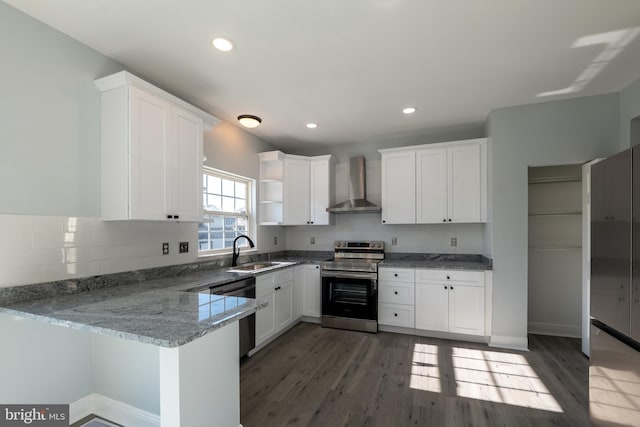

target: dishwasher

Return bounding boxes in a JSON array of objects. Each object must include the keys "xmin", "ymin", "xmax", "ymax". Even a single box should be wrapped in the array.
[{"xmin": 210, "ymin": 276, "xmax": 256, "ymax": 358}]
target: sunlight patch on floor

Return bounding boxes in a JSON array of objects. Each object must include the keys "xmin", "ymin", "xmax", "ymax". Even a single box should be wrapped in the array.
[
  {"xmin": 451, "ymin": 347, "xmax": 563, "ymax": 413},
  {"xmin": 410, "ymin": 343, "xmax": 441, "ymax": 393}
]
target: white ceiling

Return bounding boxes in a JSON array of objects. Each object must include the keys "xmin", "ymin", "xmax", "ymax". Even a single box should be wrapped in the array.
[{"xmin": 5, "ymin": 0, "xmax": 640, "ymax": 150}]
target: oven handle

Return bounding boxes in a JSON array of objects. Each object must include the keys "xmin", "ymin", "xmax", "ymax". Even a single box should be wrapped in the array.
[{"xmin": 321, "ymin": 271, "xmax": 378, "ymax": 280}]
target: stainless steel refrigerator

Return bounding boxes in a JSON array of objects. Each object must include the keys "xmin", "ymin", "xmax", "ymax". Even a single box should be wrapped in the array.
[{"xmin": 590, "ymin": 147, "xmax": 640, "ymax": 426}]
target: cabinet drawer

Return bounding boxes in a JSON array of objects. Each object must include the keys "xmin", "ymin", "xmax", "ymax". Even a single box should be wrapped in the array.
[
  {"xmin": 379, "ymin": 283, "xmax": 415, "ymax": 305},
  {"xmin": 275, "ymin": 267, "xmax": 293, "ymax": 284},
  {"xmin": 379, "ymin": 268, "xmax": 415, "ymax": 283},
  {"xmin": 415, "ymin": 269, "xmax": 484, "ymax": 285},
  {"xmin": 256, "ymin": 272, "xmax": 276, "ymax": 296},
  {"xmin": 379, "ymin": 303, "xmax": 415, "ymax": 328}
]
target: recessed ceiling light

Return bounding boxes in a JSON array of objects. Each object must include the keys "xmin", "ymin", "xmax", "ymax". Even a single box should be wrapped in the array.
[
  {"xmin": 237, "ymin": 114, "xmax": 262, "ymax": 128},
  {"xmin": 402, "ymin": 107, "xmax": 416, "ymax": 114},
  {"xmin": 306, "ymin": 123, "xmax": 318, "ymax": 129},
  {"xmin": 212, "ymin": 37, "xmax": 234, "ymax": 52}
]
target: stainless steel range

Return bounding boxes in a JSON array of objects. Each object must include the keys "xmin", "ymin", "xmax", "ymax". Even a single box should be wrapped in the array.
[{"xmin": 321, "ymin": 241, "xmax": 384, "ymax": 333}]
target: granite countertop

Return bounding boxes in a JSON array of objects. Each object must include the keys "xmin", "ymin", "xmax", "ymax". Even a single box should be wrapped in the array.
[
  {"xmin": 0, "ymin": 260, "xmax": 307, "ymax": 348},
  {"xmin": 380, "ymin": 254, "xmax": 492, "ymax": 271}
]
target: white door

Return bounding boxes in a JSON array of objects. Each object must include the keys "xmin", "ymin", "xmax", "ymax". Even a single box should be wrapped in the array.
[
  {"xmin": 448, "ymin": 144, "xmax": 481, "ymax": 223},
  {"xmin": 256, "ymin": 291, "xmax": 276, "ymax": 346},
  {"xmin": 283, "ymin": 158, "xmax": 310, "ymax": 225},
  {"xmin": 275, "ymin": 281, "xmax": 294, "ymax": 331},
  {"xmin": 449, "ymin": 285, "xmax": 485, "ymax": 336},
  {"xmin": 415, "ymin": 283, "xmax": 449, "ymax": 332},
  {"xmin": 129, "ymin": 86, "xmax": 170, "ymax": 220},
  {"xmin": 381, "ymin": 151, "xmax": 416, "ymax": 224},
  {"xmin": 171, "ymin": 106, "xmax": 203, "ymax": 222},
  {"xmin": 416, "ymin": 148, "xmax": 448, "ymax": 223},
  {"xmin": 309, "ymin": 159, "xmax": 330, "ymax": 225},
  {"xmin": 302, "ymin": 264, "xmax": 321, "ymax": 317}
]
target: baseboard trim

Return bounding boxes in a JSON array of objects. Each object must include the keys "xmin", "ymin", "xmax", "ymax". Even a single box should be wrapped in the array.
[
  {"xmin": 489, "ymin": 335, "xmax": 529, "ymax": 351},
  {"xmin": 528, "ymin": 322, "xmax": 581, "ymax": 338},
  {"xmin": 379, "ymin": 325, "xmax": 489, "ymax": 344},
  {"xmin": 70, "ymin": 393, "xmax": 160, "ymax": 427}
]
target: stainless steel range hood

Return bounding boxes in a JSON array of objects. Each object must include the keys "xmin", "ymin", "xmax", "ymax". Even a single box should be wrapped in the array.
[{"xmin": 326, "ymin": 156, "xmax": 381, "ymax": 213}]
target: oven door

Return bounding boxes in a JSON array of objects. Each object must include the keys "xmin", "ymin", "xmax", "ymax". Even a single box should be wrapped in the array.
[{"xmin": 321, "ymin": 271, "xmax": 377, "ymax": 321}]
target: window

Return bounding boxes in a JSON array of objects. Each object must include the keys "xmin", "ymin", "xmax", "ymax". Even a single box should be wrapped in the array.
[{"xmin": 199, "ymin": 168, "xmax": 254, "ymax": 254}]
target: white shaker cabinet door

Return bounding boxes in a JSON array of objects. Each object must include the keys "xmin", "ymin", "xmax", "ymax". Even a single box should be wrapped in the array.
[
  {"xmin": 171, "ymin": 106, "xmax": 203, "ymax": 222},
  {"xmin": 448, "ymin": 284, "xmax": 485, "ymax": 336},
  {"xmin": 256, "ymin": 291, "xmax": 276, "ymax": 346},
  {"xmin": 302, "ymin": 264, "xmax": 321, "ymax": 317},
  {"xmin": 283, "ymin": 158, "xmax": 310, "ymax": 225},
  {"xmin": 129, "ymin": 86, "xmax": 171, "ymax": 220},
  {"xmin": 275, "ymin": 281, "xmax": 294, "ymax": 331},
  {"xmin": 381, "ymin": 150, "xmax": 416, "ymax": 224},
  {"xmin": 415, "ymin": 283, "xmax": 449, "ymax": 332},
  {"xmin": 416, "ymin": 148, "xmax": 448, "ymax": 223},
  {"xmin": 309, "ymin": 159, "xmax": 331, "ymax": 225},
  {"xmin": 448, "ymin": 143, "xmax": 481, "ymax": 223}
]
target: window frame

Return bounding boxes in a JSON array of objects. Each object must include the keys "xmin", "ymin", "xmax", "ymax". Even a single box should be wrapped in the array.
[{"xmin": 198, "ymin": 167, "xmax": 256, "ymax": 257}]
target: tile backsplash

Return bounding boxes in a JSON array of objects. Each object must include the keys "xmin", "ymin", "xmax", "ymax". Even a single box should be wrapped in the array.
[{"xmin": 0, "ymin": 215, "xmax": 198, "ymax": 288}]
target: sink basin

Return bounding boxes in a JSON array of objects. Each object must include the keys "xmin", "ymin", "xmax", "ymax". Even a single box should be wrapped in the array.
[{"xmin": 227, "ymin": 261, "xmax": 293, "ymax": 273}]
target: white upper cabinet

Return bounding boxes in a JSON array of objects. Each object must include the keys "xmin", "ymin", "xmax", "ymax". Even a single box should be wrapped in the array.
[
  {"xmin": 95, "ymin": 71, "xmax": 218, "ymax": 222},
  {"xmin": 284, "ymin": 156, "xmax": 311, "ymax": 225},
  {"xmin": 380, "ymin": 150, "xmax": 416, "ymax": 224},
  {"xmin": 379, "ymin": 138, "xmax": 487, "ymax": 224},
  {"xmin": 263, "ymin": 152, "xmax": 334, "ymax": 226}
]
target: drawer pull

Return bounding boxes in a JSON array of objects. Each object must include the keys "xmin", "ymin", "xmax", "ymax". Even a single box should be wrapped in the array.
[{"xmin": 446, "ymin": 276, "xmax": 450, "ymax": 280}]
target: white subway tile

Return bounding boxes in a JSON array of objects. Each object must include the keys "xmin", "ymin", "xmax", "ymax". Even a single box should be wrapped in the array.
[
  {"xmin": 63, "ymin": 217, "xmax": 112, "ymax": 233},
  {"xmin": 33, "ymin": 232, "xmax": 94, "ymax": 249},
  {"xmin": 0, "ymin": 215, "xmax": 63, "ymax": 234},
  {"xmin": 0, "ymin": 233, "xmax": 33, "ymax": 252},
  {"xmin": 64, "ymin": 246, "xmax": 107, "ymax": 263},
  {"xmin": 0, "ymin": 266, "xmax": 46, "ymax": 287},
  {"xmin": 44, "ymin": 261, "xmax": 102, "ymax": 282},
  {"xmin": 0, "ymin": 249, "xmax": 65, "ymax": 268}
]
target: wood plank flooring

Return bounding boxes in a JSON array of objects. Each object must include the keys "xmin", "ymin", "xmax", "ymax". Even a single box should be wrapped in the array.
[{"xmin": 240, "ymin": 323, "xmax": 589, "ymax": 427}]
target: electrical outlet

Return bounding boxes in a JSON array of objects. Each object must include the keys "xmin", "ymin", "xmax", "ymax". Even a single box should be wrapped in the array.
[
  {"xmin": 310, "ymin": 236, "xmax": 315, "ymax": 244},
  {"xmin": 162, "ymin": 242, "xmax": 169, "ymax": 255},
  {"xmin": 273, "ymin": 236, "xmax": 278, "ymax": 245},
  {"xmin": 179, "ymin": 242, "xmax": 189, "ymax": 253},
  {"xmin": 391, "ymin": 237, "xmax": 398, "ymax": 246},
  {"xmin": 451, "ymin": 237, "xmax": 457, "ymax": 247}
]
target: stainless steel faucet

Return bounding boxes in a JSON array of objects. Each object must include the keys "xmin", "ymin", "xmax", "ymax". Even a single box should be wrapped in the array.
[{"xmin": 232, "ymin": 234, "xmax": 255, "ymax": 266}]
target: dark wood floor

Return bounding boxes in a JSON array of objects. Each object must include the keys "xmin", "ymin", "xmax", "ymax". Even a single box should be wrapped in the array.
[{"xmin": 240, "ymin": 323, "xmax": 589, "ymax": 427}]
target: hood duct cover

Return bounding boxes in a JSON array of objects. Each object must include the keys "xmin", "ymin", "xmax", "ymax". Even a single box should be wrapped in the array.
[{"xmin": 326, "ymin": 156, "xmax": 381, "ymax": 213}]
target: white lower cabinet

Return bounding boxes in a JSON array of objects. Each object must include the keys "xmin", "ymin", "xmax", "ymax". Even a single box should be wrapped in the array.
[
  {"xmin": 415, "ymin": 269, "xmax": 485, "ymax": 336},
  {"xmin": 255, "ymin": 268, "xmax": 294, "ymax": 347},
  {"xmin": 301, "ymin": 264, "xmax": 321, "ymax": 317},
  {"xmin": 378, "ymin": 268, "xmax": 415, "ymax": 328}
]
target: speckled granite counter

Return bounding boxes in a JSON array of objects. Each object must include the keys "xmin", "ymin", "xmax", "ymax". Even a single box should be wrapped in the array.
[
  {"xmin": 380, "ymin": 253, "xmax": 492, "ymax": 271},
  {"xmin": 0, "ymin": 261, "xmax": 305, "ymax": 348}
]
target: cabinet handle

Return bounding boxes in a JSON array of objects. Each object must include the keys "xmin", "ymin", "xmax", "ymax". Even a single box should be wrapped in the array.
[
  {"xmin": 446, "ymin": 276, "xmax": 450, "ymax": 280},
  {"xmin": 444, "ymin": 286, "xmax": 448, "ymax": 289},
  {"xmin": 394, "ymin": 313, "xmax": 398, "ymax": 317},
  {"xmin": 394, "ymin": 273, "xmax": 398, "ymax": 277},
  {"xmin": 174, "ymin": 215, "xmax": 179, "ymax": 219},
  {"xmin": 167, "ymin": 215, "xmax": 173, "ymax": 219},
  {"xmin": 394, "ymin": 291, "xmax": 398, "ymax": 295},
  {"xmin": 450, "ymin": 286, "xmax": 454, "ymax": 290},
  {"xmin": 382, "ymin": 220, "xmax": 386, "ymax": 224},
  {"xmin": 448, "ymin": 219, "xmax": 452, "ymax": 222},
  {"xmin": 442, "ymin": 219, "xmax": 446, "ymax": 222},
  {"xmin": 315, "ymin": 265, "xmax": 319, "ymax": 269}
]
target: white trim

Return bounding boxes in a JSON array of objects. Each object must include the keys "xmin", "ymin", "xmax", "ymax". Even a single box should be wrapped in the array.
[
  {"xmin": 528, "ymin": 322, "xmax": 581, "ymax": 338},
  {"xmin": 70, "ymin": 393, "xmax": 160, "ymax": 427},
  {"xmin": 489, "ymin": 335, "xmax": 529, "ymax": 351},
  {"xmin": 94, "ymin": 71, "xmax": 219, "ymax": 129},
  {"xmin": 378, "ymin": 137, "xmax": 487, "ymax": 154}
]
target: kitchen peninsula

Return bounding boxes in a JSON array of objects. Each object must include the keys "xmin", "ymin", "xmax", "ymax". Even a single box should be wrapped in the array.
[{"xmin": 0, "ymin": 264, "xmax": 291, "ymax": 427}]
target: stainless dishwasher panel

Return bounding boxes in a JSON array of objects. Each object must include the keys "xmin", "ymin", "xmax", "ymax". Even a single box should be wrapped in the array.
[{"xmin": 210, "ymin": 276, "xmax": 256, "ymax": 358}]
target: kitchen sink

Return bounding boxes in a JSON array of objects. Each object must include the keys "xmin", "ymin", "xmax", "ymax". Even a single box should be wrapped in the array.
[{"xmin": 227, "ymin": 261, "xmax": 294, "ymax": 273}]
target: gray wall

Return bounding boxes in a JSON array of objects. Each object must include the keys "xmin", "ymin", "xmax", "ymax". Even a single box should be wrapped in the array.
[
  {"xmin": 0, "ymin": 2, "xmax": 122, "ymax": 217},
  {"xmin": 620, "ymin": 77, "xmax": 640, "ymax": 149},
  {"xmin": 488, "ymin": 93, "xmax": 620, "ymax": 346}
]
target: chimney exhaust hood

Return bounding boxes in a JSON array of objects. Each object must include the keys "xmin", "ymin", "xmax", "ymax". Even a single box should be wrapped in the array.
[{"xmin": 326, "ymin": 156, "xmax": 381, "ymax": 213}]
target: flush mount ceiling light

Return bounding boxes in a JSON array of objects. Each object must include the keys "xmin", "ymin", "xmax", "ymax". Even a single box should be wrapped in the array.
[
  {"xmin": 212, "ymin": 37, "xmax": 235, "ymax": 52},
  {"xmin": 306, "ymin": 123, "xmax": 318, "ymax": 129},
  {"xmin": 237, "ymin": 114, "xmax": 262, "ymax": 128},
  {"xmin": 402, "ymin": 107, "xmax": 417, "ymax": 114}
]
